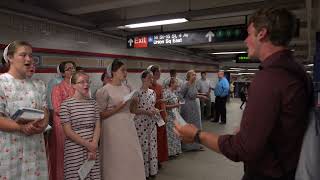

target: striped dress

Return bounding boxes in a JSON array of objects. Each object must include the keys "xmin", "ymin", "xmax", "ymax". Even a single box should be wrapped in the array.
[{"xmin": 60, "ymin": 97, "xmax": 101, "ymax": 180}]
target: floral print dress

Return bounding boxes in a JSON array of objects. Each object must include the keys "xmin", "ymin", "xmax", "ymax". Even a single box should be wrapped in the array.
[
  {"xmin": 0, "ymin": 73, "xmax": 48, "ymax": 179},
  {"xmin": 163, "ymin": 89, "xmax": 182, "ymax": 156}
]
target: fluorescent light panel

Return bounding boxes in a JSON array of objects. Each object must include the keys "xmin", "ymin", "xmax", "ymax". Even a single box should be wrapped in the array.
[
  {"xmin": 248, "ymin": 68, "xmax": 259, "ymax": 70},
  {"xmin": 230, "ymin": 68, "xmax": 245, "ymax": 70},
  {"xmin": 211, "ymin": 51, "xmax": 246, "ymax": 55},
  {"xmin": 122, "ymin": 18, "xmax": 188, "ymax": 29},
  {"xmin": 226, "ymin": 69, "xmax": 241, "ymax": 72},
  {"xmin": 238, "ymin": 72, "xmax": 255, "ymax": 75}
]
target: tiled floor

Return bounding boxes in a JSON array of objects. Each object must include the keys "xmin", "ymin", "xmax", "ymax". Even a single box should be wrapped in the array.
[{"xmin": 156, "ymin": 98, "xmax": 245, "ymax": 180}]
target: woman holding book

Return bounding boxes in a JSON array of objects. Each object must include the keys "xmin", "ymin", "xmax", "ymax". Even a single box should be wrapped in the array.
[
  {"xmin": 0, "ymin": 41, "xmax": 49, "ymax": 179},
  {"xmin": 96, "ymin": 59, "xmax": 145, "ymax": 180},
  {"xmin": 60, "ymin": 72, "xmax": 101, "ymax": 179}
]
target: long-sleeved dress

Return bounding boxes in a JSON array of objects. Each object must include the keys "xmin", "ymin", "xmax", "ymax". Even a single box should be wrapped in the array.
[
  {"xmin": 133, "ymin": 88, "xmax": 158, "ymax": 177},
  {"xmin": 179, "ymin": 81, "xmax": 202, "ymax": 151},
  {"xmin": 150, "ymin": 83, "xmax": 169, "ymax": 163},
  {"xmin": 48, "ymin": 80, "xmax": 75, "ymax": 180},
  {"xmin": 163, "ymin": 89, "xmax": 182, "ymax": 156},
  {"xmin": 60, "ymin": 97, "xmax": 101, "ymax": 179},
  {"xmin": 0, "ymin": 73, "xmax": 48, "ymax": 179},
  {"xmin": 96, "ymin": 84, "xmax": 145, "ymax": 180}
]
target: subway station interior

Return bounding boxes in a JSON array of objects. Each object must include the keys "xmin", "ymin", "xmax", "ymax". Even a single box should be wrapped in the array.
[{"xmin": 0, "ymin": 0, "xmax": 319, "ymax": 180}]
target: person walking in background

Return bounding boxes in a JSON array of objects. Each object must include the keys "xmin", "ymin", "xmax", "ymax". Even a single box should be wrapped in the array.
[
  {"xmin": 180, "ymin": 70, "xmax": 208, "ymax": 151},
  {"xmin": 0, "ymin": 41, "xmax": 49, "ymax": 179},
  {"xmin": 60, "ymin": 72, "xmax": 101, "ymax": 179},
  {"xmin": 148, "ymin": 65, "xmax": 169, "ymax": 166},
  {"xmin": 96, "ymin": 59, "xmax": 145, "ymax": 180},
  {"xmin": 197, "ymin": 71, "xmax": 211, "ymax": 121},
  {"xmin": 49, "ymin": 61, "xmax": 76, "ymax": 180},
  {"xmin": 163, "ymin": 78, "xmax": 182, "ymax": 157},
  {"xmin": 212, "ymin": 71, "xmax": 229, "ymax": 124},
  {"xmin": 230, "ymin": 81, "xmax": 235, "ymax": 98},
  {"xmin": 239, "ymin": 85, "xmax": 247, "ymax": 110},
  {"xmin": 130, "ymin": 70, "xmax": 159, "ymax": 179}
]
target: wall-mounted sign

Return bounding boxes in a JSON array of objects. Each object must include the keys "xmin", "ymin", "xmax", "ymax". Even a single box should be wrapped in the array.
[
  {"xmin": 235, "ymin": 53, "xmax": 259, "ymax": 63},
  {"xmin": 127, "ymin": 25, "xmax": 247, "ymax": 48}
]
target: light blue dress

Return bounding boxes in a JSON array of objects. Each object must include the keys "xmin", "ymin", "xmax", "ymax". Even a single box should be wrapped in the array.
[
  {"xmin": 0, "ymin": 73, "xmax": 48, "ymax": 179},
  {"xmin": 179, "ymin": 82, "xmax": 202, "ymax": 151}
]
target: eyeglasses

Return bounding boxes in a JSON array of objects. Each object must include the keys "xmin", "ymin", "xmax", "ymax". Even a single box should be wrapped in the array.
[
  {"xmin": 76, "ymin": 80, "xmax": 91, "ymax": 85},
  {"xmin": 65, "ymin": 67, "xmax": 75, "ymax": 71}
]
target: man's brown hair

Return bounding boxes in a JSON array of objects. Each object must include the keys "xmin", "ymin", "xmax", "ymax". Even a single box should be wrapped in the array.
[{"xmin": 249, "ymin": 7, "xmax": 296, "ymax": 46}]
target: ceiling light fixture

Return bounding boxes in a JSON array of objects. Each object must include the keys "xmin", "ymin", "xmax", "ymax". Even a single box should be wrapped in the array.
[
  {"xmin": 226, "ymin": 69, "xmax": 241, "ymax": 72},
  {"xmin": 248, "ymin": 68, "xmax": 259, "ymax": 70},
  {"xmin": 238, "ymin": 72, "xmax": 255, "ymax": 75},
  {"xmin": 211, "ymin": 51, "xmax": 247, "ymax": 55},
  {"xmin": 230, "ymin": 68, "xmax": 246, "ymax": 70},
  {"xmin": 120, "ymin": 18, "xmax": 188, "ymax": 29},
  {"xmin": 306, "ymin": 64, "xmax": 314, "ymax": 67}
]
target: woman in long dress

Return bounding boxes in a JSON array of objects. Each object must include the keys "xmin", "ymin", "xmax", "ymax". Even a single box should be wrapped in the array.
[
  {"xmin": 96, "ymin": 59, "xmax": 145, "ymax": 180},
  {"xmin": 180, "ymin": 70, "xmax": 208, "ymax": 151},
  {"xmin": 0, "ymin": 41, "xmax": 49, "ymax": 179},
  {"xmin": 148, "ymin": 65, "xmax": 169, "ymax": 164},
  {"xmin": 60, "ymin": 72, "xmax": 101, "ymax": 179},
  {"xmin": 163, "ymin": 78, "xmax": 182, "ymax": 157},
  {"xmin": 48, "ymin": 61, "xmax": 76, "ymax": 180},
  {"xmin": 130, "ymin": 70, "xmax": 160, "ymax": 178}
]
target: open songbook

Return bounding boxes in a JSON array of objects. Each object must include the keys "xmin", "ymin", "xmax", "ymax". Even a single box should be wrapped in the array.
[{"xmin": 11, "ymin": 107, "xmax": 44, "ymax": 123}]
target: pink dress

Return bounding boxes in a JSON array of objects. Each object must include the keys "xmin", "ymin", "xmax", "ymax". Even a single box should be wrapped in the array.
[{"xmin": 48, "ymin": 80, "xmax": 75, "ymax": 180}]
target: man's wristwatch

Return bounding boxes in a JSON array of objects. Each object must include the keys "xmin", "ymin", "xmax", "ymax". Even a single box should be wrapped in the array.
[{"xmin": 194, "ymin": 129, "xmax": 202, "ymax": 144}]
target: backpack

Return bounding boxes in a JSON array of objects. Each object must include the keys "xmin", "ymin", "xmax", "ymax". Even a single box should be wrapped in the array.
[{"xmin": 295, "ymin": 107, "xmax": 320, "ymax": 180}]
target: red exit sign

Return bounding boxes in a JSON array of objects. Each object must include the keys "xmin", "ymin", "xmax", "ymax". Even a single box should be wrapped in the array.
[{"xmin": 134, "ymin": 36, "xmax": 148, "ymax": 48}]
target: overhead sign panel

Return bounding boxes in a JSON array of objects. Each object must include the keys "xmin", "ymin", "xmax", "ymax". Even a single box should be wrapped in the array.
[
  {"xmin": 127, "ymin": 25, "xmax": 247, "ymax": 48},
  {"xmin": 235, "ymin": 53, "xmax": 259, "ymax": 63}
]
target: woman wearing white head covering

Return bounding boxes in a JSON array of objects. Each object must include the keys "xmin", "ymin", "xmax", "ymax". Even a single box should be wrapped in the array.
[
  {"xmin": 0, "ymin": 41, "xmax": 49, "ymax": 179},
  {"xmin": 96, "ymin": 59, "xmax": 145, "ymax": 180}
]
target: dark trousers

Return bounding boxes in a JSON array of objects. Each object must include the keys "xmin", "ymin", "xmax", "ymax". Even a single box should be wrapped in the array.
[
  {"xmin": 240, "ymin": 100, "xmax": 246, "ymax": 109},
  {"xmin": 200, "ymin": 98, "xmax": 211, "ymax": 120},
  {"xmin": 214, "ymin": 96, "xmax": 227, "ymax": 123}
]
